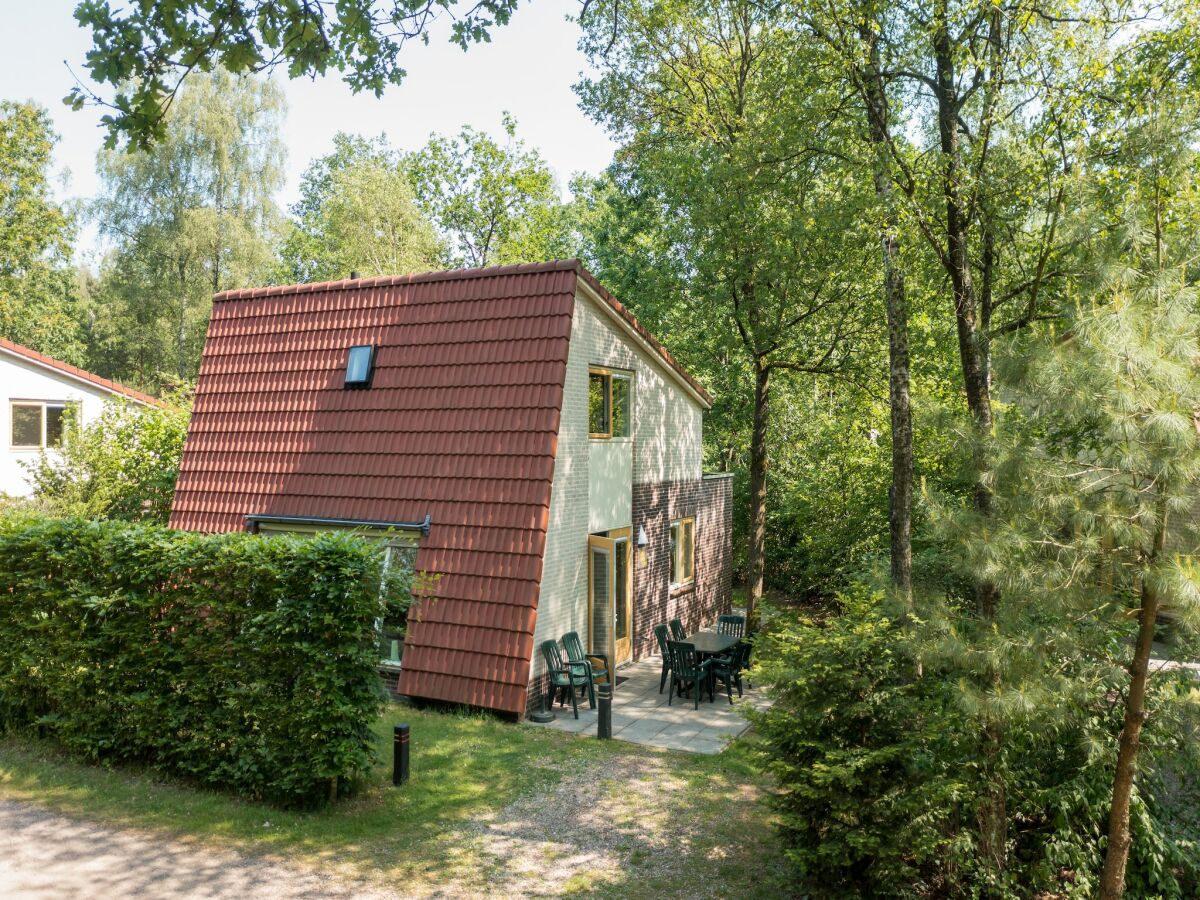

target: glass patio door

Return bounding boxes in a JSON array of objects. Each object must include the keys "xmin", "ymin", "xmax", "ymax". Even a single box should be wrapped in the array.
[{"xmin": 588, "ymin": 528, "xmax": 633, "ymax": 666}]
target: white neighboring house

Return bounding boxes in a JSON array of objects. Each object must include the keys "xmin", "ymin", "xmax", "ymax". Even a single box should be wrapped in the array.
[{"xmin": 0, "ymin": 338, "xmax": 161, "ymax": 497}]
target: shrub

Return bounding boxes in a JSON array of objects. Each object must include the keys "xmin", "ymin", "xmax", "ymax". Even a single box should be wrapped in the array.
[
  {"xmin": 752, "ymin": 591, "xmax": 1200, "ymax": 897},
  {"xmin": 749, "ymin": 593, "xmax": 973, "ymax": 895},
  {"xmin": 22, "ymin": 396, "xmax": 190, "ymax": 524},
  {"xmin": 0, "ymin": 515, "xmax": 387, "ymax": 806}
]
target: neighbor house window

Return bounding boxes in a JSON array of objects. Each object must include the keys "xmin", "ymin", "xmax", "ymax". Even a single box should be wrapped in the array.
[
  {"xmin": 669, "ymin": 517, "xmax": 695, "ymax": 587},
  {"xmin": 345, "ymin": 344, "xmax": 375, "ymax": 387},
  {"xmin": 588, "ymin": 368, "xmax": 631, "ymax": 439},
  {"xmin": 10, "ymin": 401, "xmax": 73, "ymax": 450}
]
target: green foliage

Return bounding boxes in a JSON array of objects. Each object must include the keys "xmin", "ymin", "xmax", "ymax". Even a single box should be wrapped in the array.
[
  {"xmin": 0, "ymin": 101, "xmax": 86, "ymax": 363},
  {"xmin": 22, "ymin": 397, "xmax": 191, "ymax": 524},
  {"xmin": 0, "ymin": 515, "xmax": 387, "ymax": 807},
  {"xmin": 750, "ymin": 593, "xmax": 969, "ymax": 894},
  {"xmin": 277, "ymin": 133, "xmax": 445, "ymax": 283},
  {"xmin": 762, "ymin": 383, "xmax": 892, "ymax": 595},
  {"xmin": 753, "ymin": 592, "xmax": 1200, "ymax": 897},
  {"xmin": 71, "ymin": 0, "xmax": 522, "ymax": 149},
  {"xmin": 89, "ymin": 69, "xmax": 285, "ymax": 386},
  {"xmin": 408, "ymin": 113, "xmax": 573, "ymax": 268}
]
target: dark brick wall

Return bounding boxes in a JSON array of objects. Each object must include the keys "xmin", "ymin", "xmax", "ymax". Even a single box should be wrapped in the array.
[
  {"xmin": 379, "ymin": 666, "xmax": 403, "ymax": 697},
  {"xmin": 631, "ymin": 474, "xmax": 733, "ymax": 660},
  {"xmin": 518, "ymin": 473, "xmax": 732, "ymax": 718}
]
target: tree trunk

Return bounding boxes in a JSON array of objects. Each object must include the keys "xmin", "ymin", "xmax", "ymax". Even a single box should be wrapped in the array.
[
  {"xmin": 177, "ymin": 258, "xmax": 190, "ymax": 382},
  {"xmin": 1100, "ymin": 493, "xmax": 1169, "ymax": 899},
  {"xmin": 934, "ymin": 2, "xmax": 1004, "ymax": 871},
  {"xmin": 933, "ymin": 5, "xmax": 996, "ymax": 620},
  {"xmin": 746, "ymin": 360, "xmax": 771, "ymax": 624},
  {"xmin": 860, "ymin": 23, "xmax": 912, "ymax": 606}
]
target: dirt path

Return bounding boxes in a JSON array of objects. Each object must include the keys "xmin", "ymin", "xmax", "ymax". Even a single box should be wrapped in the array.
[{"xmin": 0, "ymin": 799, "xmax": 394, "ymax": 900}]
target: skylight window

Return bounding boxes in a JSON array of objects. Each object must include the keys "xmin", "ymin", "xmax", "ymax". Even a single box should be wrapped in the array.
[{"xmin": 345, "ymin": 345, "xmax": 375, "ymax": 388}]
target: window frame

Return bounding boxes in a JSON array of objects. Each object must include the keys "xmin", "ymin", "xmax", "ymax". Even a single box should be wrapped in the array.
[
  {"xmin": 588, "ymin": 367, "xmax": 632, "ymax": 440},
  {"xmin": 344, "ymin": 344, "xmax": 376, "ymax": 389},
  {"xmin": 669, "ymin": 516, "xmax": 696, "ymax": 589},
  {"xmin": 10, "ymin": 400, "xmax": 72, "ymax": 451}
]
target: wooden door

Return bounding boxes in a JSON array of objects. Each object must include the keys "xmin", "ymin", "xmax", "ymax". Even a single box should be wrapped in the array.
[{"xmin": 588, "ymin": 528, "xmax": 633, "ymax": 666}]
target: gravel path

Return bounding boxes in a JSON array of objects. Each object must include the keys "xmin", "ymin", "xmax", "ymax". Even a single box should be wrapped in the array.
[
  {"xmin": 0, "ymin": 799, "xmax": 395, "ymax": 900},
  {"xmin": 0, "ymin": 751, "xmax": 774, "ymax": 899}
]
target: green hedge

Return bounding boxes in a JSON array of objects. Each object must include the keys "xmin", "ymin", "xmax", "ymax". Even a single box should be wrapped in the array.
[{"xmin": 0, "ymin": 516, "xmax": 387, "ymax": 806}]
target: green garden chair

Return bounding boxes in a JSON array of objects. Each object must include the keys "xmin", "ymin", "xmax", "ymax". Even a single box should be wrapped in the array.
[
  {"xmin": 666, "ymin": 640, "xmax": 713, "ymax": 710},
  {"xmin": 669, "ymin": 618, "xmax": 686, "ymax": 641},
  {"xmin": 540, "ymin": 639, "xmax": 591, "ymax": 719},
  {"xmin": 717, "ymin": 614, "xmax": 746, "ymax": 638},
  {"xmin": 653, "ymin": 623, "xmax": 673, "ymax": 693},
  {"xmin": 710, "ymin": 640, "xmax": 751, "ymax": 704},
  {"xmin": 562, "ymin": 630, "xmax": 609, "ymax": 707}
]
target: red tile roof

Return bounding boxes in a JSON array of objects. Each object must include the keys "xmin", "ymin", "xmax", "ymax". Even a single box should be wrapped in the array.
[
  {"xmin": 0, "ymin": 337, "xmax": 164, "ymax": 407},
  {"xmin": 168, "ymin": 259, "xmax": 707, "ymax": 715}
]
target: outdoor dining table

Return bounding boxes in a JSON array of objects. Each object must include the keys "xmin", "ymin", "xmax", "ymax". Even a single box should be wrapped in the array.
[
  {"xmin": 684, "ymin": 630, "xmax": 739, "ymax": 702},
  {"xmin": 687, "ymin": 630, "xmax": 739, "ymax": 658}
]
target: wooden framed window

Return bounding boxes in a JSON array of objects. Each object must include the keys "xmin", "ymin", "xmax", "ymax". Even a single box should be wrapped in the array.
[
  {"xmin": 669, "ymin": 517, "xmax": 695, "ymax": 587},
  {"xmin": 588, "ymin": 368, "xmax": 632, "ymax": 439},
  {"xmin": 10, "ymin": 401, "xmax": 73, "ymax": 450}
]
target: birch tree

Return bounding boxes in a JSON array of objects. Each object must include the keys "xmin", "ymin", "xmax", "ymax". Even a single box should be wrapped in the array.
[{"xmin": 91, "ymin": 70, "xmax": 285, "ymax": 386}]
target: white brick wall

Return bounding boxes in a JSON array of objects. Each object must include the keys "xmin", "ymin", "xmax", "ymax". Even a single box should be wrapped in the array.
[
  {"xmin": 530, "ymin": 287, "xmax": 706, "ymax": 682},
  {"xmin": 531, "ymin": 295, "xmax": 591, "ymax": 678},
  {"xmin": 573, "ymin": 289, "xmax": 704, "ymax": 485}
]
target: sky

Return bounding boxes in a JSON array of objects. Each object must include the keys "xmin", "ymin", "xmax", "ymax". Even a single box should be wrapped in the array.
[{"xmin": 0, "ymin": 0, "xmax": 618, "ymax": 262}]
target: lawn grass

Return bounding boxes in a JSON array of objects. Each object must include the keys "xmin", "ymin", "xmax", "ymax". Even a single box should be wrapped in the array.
[{"xmin": 0, "ymin": 702, "xmax": 789, "ymax": 898}]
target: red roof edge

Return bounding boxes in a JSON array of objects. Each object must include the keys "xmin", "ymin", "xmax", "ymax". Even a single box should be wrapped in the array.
[
  {"xmin": 0, "ymin": 338, "xmax": 165, "ymax": 408},
  {"xmin": 213, "ymin": 259, "xmax": 713, "ymax": 408}
]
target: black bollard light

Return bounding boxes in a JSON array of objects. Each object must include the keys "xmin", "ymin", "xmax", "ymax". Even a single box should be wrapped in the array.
[
  {"xmin": 597, "ymin": 683, "xmax": 613, "ymax": 739},
  {"xmin": 393, "ymin": 723, "xmax": 410, "ymax": 785}
]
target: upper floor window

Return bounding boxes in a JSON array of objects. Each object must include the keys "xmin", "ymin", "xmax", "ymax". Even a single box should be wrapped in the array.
[
  {"xmin": 11, "ymin": 401, "xmax": 74, "ymax": 450},
  {"xmin": 669, "ymin": 517, "xmax": 696, "ymax": 587},
  {"xmin": 588, "ymin": 368, "xmax": 631, "ymax": 439}
]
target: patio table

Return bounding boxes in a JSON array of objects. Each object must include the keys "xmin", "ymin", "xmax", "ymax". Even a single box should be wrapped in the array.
[
  {"xmin": 684, "ymin": 631, "xmax": 739, "ymax": 703},
  {"xmin": 687, "ymin": 630, "xmax": 739, "ymax": 658}
]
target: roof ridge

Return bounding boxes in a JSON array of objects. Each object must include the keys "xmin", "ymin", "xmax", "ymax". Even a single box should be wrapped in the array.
[
  {"xmin": 211, "ymin": 258, "xmax": 713, "ymax": 407},
  {"xmin": 0, "ymin": 337, "xmax": 165, "ymax": 407},
  {"xmin": 213, "ymin": 259, "xmax": 583, "ymax": 303}
]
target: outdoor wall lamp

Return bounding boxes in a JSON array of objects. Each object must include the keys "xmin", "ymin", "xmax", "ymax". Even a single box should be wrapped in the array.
[{"xmin": 637, "ymin": 524, "xmax": 649, "ymax": 566}]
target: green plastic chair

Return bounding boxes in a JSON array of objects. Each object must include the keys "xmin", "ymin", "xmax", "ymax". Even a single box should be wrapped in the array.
[
  {"xmin": 710, "ymin": 640, "xmax": 750, "ymax": 704},
  {"xmin": 717, "ymin": 614, "xmax": 746, "ymax": 638},
  {"xmin": 540, "ymin": 639, "xmax": 591, "ymax": 719},
  {"xmin": 562, "ymin": 630, "xmax": 609, "ymax": 707},
  {"xmin": 653, "ymin": 624, "xmax": 672, "ymax": 693},
  {"xmin": 669, "ymin": 618, "xmax": 686, "ymax": 641},
  {"xmin": 666, "ymin": 640, "xmax": 712, "ymax": 709}
]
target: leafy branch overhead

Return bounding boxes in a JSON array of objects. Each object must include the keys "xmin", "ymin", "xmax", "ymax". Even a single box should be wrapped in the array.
[{"xmin": 69, "ymin": 0, "xmax": 523, "ymax": 148}]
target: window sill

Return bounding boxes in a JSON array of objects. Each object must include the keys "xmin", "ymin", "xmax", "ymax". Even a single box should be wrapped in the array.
[{"xmin": 669, "ymin": 581, "xmax": 695, "ymax": 597}]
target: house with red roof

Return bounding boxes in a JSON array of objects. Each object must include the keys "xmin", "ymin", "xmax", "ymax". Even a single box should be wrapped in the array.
[
  {"xmin": 1, "ymin": 338, "xmax": 163, "ymax": 497},
  {"xmin": 169, "ymin": 260, "xmax": 733, "ymax": 717}
]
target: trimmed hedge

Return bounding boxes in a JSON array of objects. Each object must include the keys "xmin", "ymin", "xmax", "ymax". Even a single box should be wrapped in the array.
[{"xmin": 0, "ymin": 516, "xmax": 387, "ymax": 806}]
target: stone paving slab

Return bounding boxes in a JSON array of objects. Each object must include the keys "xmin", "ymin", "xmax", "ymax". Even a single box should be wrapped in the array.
[{"xmin": 526, "ymin": 653, "xmax": 770, "ymax": 754}]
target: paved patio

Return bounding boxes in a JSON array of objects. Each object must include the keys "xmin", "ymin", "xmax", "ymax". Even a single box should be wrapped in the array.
[{"xmin": 525, "ymin": 653, "xmax": 770, "ymax": 754}]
